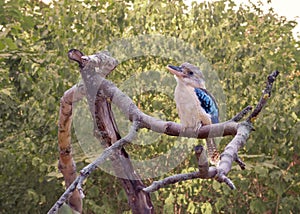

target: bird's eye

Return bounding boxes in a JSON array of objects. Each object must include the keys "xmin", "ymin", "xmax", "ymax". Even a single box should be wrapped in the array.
[{"xmin": 189, "ymin": 71, "xmax": 194, "ymax": 75}]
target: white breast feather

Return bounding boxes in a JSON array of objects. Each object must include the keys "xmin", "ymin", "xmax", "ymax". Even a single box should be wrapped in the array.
[{"xmin": 174, "ymin": 82, "xmax": 211, "ymax": 129}]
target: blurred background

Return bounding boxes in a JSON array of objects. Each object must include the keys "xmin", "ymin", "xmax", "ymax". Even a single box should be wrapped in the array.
[{"xmin": 0, "ymin": 0, "xmax": 299, "ymax": 213}]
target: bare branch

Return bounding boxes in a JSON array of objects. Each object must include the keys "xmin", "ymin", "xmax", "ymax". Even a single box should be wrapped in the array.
[
  {"xmin": 48, "ymin": 123, "xmax": 139, "ymax": 214},
  {"xmin": 142, "ymin": 143, "xmax": 237, "ymax": 193},
  {"xmin": 231, "ymin": 106, "xmax": 253, "ymax": 122},
  {"xmin": 48, "ymin": 175, "xmax": 81, "ymax": 214},
  {"xmin": 247, "ymin": 70, "xmax": 279, "ymax": 122},
  {"xmin": 194, "ymin": 145, "xmax": 209, "ymax": 178},
  {"xmin": 94, "ymin": 75, "xmax": 239, "ymax": 138},
  {"xmin": 143, "ymin": 168, "xmax": 217, "ymax": 193},
  {"xmin": 143, "ymin": 70, "xmax": 279, "ymax": 192},
  {"xmin": 57, "ymin": 83, "xmax": 86, "ymax": 213},
  {"xmin": 215, "ymin": 70, "xmax": 279, "ymax": 188},
  {"xmin": 80, "ymin": 121, "xmax": 139, "ymax": 176},
  {"xmin": 53, "ymin": 49, "xmax": 280, "ymax": 213},
  {"xmin": 215, "ymin": 122, "xmax": 253, "ymax": 188}
]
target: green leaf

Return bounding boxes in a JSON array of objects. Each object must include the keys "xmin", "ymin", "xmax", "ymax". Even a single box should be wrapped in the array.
[
  {"xmin": 187, "ymin": 201, "xmax": 196, "ymax": 213},
  {"xmin": 250, "ymin": 199, "xmax": 266, "ymax": 213},
  {"xmin": 201, "ymin": 202, "xmax": 213, "ymax": 214},
  {"xmin": 163, "ymin": 192, "xmax": 174, "ymax": 213},
  {"xmin": 4, "ymin": 37, "xmax": 17, "ymax": 50},
  {"xmin": 58, "ymin": 203, "xmax": 74, "ymax": 214}
]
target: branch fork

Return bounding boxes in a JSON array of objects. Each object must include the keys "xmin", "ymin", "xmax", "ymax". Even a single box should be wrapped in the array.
[{"xmin": 50, "ymin": 50, "xmax": 279, "ymax": 213}]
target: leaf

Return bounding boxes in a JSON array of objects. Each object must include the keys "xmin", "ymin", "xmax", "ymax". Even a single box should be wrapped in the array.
[
  {"xmin": 201, "ymin": 202, "xmax": 213, "ymax": 214},
  {"xmin": 0, "ymin": 88, "xmax": 13, "ymax": 97},
  {"xmin": 187, "ymin": 201, "xmax": 196, "ymax": 213},
  {"xmin": 163, "ymin": 192, "xmax": 174, "ymax": 213},
  {"xmin": 254, "ymin": 165, "xmax": 269, "ymax": 177},
  {"xmin": 58, "ymin": 203, "xmax": 74, "ymax": 214},
  {"xmin": 250, "ymin": 199, "xmax": 266, "ymax": 213},
  {"xmin": 4, "ymin": 37, "xmax": 17, "ymax": 50},
  {"xmin": 22, "ymin": 16, "xmax": 35, "ymax": 31}
]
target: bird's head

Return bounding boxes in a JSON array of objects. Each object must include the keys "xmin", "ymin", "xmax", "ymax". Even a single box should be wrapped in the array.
[{"xmin": 166, "ymin": 62, "xmax": 205, "ymax": 88}]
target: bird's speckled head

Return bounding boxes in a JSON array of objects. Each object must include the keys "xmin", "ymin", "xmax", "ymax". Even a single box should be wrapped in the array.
[{"xmin": 166, "ymin": 62, "xmax": 206, "ymax": 88}]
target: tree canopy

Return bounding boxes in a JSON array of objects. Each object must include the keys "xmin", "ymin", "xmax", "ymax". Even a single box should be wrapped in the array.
[{"xmin": 0, "ymin": 0, "xmax": 299, "ymax": 213}]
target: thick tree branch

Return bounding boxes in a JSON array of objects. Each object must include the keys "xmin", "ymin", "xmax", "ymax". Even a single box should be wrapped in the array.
[
  {"xmin": 90, "ymin": 74, "xmax": 239, "ymax": 138},
  {"xmin": 48, "ymin": 123, "xmax": 140, "ymax": 214},
  {"xmin": 57, "ymin": 83, "xmax": 86, "ymax": 213},
  {"xmin": 215, "ymin": 122, "xmax": 253, "ymax": 189},
  {"xmin": 71, "ymin": 50, "xmax": 154, "ymax": 213}
]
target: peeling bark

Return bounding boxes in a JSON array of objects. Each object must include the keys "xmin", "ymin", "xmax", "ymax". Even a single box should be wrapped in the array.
[
  {"xmin": 69, "ymin": 50, "xmax": 154, "ymax": 213},
  {"xmin": 57, "ymin": 84, "xmax": 85, "ymax": 213}
]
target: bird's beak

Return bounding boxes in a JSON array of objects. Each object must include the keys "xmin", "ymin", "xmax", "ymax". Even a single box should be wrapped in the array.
[{"xmin": 166, "ymin": 65, "xmax": 186, "ymax": 78}]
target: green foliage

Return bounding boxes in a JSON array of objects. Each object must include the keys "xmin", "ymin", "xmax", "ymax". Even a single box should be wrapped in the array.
[{"xmin": 0, "ymin": 0, "xmax": 299, "ymax": 213}]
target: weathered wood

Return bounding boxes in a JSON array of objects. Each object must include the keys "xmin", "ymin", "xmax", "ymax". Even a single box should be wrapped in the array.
[
  {"xmin": 53, "ymin": 48, "xmax": 279, "ymax": 212},
  {"xmin": 57, "ymin": 84, "xmax": 85, "ymax": 213},
  {"xmin": 69, "ymin": 49, "xmax": 154, "ymax": 213}
]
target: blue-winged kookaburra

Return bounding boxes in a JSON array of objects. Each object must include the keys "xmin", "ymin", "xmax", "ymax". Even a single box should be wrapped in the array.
[{"xmin": 167, "ymin": 62, "xmax": 219, "ymax": 165}]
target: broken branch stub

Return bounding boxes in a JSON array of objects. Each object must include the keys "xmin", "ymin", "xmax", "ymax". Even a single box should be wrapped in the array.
[{"xmin": 68, "ymin": 49, "xmax": 154, "ymax": 214}]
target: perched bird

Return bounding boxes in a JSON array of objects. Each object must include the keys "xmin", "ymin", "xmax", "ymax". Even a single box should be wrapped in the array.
[{"xmin": 167, "ymin": 62, "xmax": 219, "ymax": 165}]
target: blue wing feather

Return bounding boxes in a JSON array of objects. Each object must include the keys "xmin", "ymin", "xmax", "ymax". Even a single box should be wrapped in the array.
[{"xmin": 194, "ymin": 88, "xmax": 219, "ymax": 124}]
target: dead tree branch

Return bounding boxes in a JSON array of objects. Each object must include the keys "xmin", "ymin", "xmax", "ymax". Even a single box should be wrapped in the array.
[
  {"xmin": 142, "ymin": 70, "xmax": 279, "ymax": 191},
  {"xmin": 231, "ymin": 106, "xmax": 253, "ymax": 122},
  {"xmin": 69, "ymin": 50, "xmax": 154, "ymax": 213},
  {"xmin": 143, "ymin": 145, "xmax": 217, "ymax": 193},
  {"xmin": 247, "ymin": 70, "xmax": 279, "ymax": 122},
  {"xmin": 57, "ymin": 83, "xmax": 86, "ymax": 213},
  {"xmin": 48, "ymin": 123, "xmax": 140, "ymax": 214},
  {"xmin": 216, "ymin": 70, "xmax": 279, "ymax": 188},
  {"xmin": 51, "ymin": 49, "xmax": 279, "ymax": 212},
  {"xmin": 84, "ymin": 71, "xmax": 239, "ymax": 139}
]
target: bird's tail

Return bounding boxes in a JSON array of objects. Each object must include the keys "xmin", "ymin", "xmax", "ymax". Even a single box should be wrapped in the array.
[{"xmin": 206, "ymin": 138, "xmax": 220, "ymax": 165}]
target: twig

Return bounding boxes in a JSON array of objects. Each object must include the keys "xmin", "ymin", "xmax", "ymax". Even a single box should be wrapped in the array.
[
  {"xmin": 143, "ymin": 168, "xmax": 217, "ymax": 193},
  {"xmin": 216, "ymin": 71, "xmax": 279, "ymax": 188},
  {"xmin": 247, "ymin": 70, "xmax": 279, "ymax": 122},
  {"xmin": 231, "ymin": 106, "xmax": 253, "ymax": 122},
  {"xmin": 215, "ymin": 169, "xmax": 236, "ymax": 190}
]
